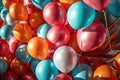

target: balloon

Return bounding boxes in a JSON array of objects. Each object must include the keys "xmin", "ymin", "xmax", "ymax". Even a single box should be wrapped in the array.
[
  {"xmin": 27, "ymin": 37, "xmax": 49, "ymax": 60},
  {"xmin": 0, "ymin": 0, "xmax": 4, "ymax": 10},
  {"xmin": 37, "ymin": 23, "xmax": 52, "ymax": 39},
  {"xmin": 77, "ymin": 21, "xmax": 106, "ymax": 52},
  {"xmin": 10, "ymin": 58, "xmax": 28, "ymax": 75},
  {"xmin": 78, "ymin": 56, "xmax": 90, "ymax": 65},
  {"xmin": 54, "ymin": 74, "xmax": 72, "ymax": 80},
  {"xmin": 53, "ymin": 46, "xmax": 77, "ymax": 73},
  {"xmin": 16, "ymin": 44, "xmax": 33, "ymax": 64},
  {"xmin": 21, "ymin": 72, "xmax": 37, "ymax": 80},
  {"xmin": 108, "ymin": 0, "xmax": 120, "ymax": 18},
  {"xmin": 0, "ymin": 39, "xmax": 9, "ymax": 57},
  {"xmin": 0, "ymin": 59, "xmax": 8, "ymax": 74},
  {"xmin": 68, "ymin": 32, "xmax": 80, "ymax": 53},
  {"xmin": 43, "ymin": 2, "xmax": 66, "ymax": 26},
  {"xmin": 67, "ymin": 2, "xmax": 95, "ymax": 30},
  {"xmin": 32, "ymin": 0, "xmax": 52, "ymax": 10},
  {"xmin": 72, "ymin": 64, "xmax": 92, "ymax": 80},
  {"xmin": 9, "ymin": 2, "xmax": 28, "ymax": 21},
  {"xmin": 29, "ymin": 11, "xmax": 45, "ymax": 29},
  {"xmin": 13, "ymin": 23, "xmax": 32, "ymax": 43},
  {"xmin": 59, "ymin": 0, "xmax": 79, "ymax": 4},
  {"xmin": 83, "ymin": 0, "xmax": 110, "ymax": 11},
  {"xmin": 9, "ymin": 37, "xmax": 21, "ymax": 54},
  {"xmin": 4, "ymin": 54, "xmax": 15, "ymax": 66},
  {"xmin": 93, "ymin": 65, "xmax": 117, "ymax": 80},
  {"xmin": 1, "ymin": 71, "xmax": 19, "ymax": 80},
  {"xmin": 113, "ymin": 53, "xmax": 120, "ymax": 72},
  {"xmin": 47, "ymin": 26, "xmax": 70, "ymax": 49},
  {"xmin": 35, "ymin": 60, "xmax": 58, "ymax": 80},
  {"xmin": 0, "ymin": 8, "xmax": 8, "ymax": 21}
]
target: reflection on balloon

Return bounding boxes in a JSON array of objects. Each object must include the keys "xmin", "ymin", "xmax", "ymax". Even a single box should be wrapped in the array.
[
  {"xmin": 35, "ymin": 60, "xmax": 58, "ymax": 80},
  {"xmin": 53, "ymin": 46, "xmax": 77, "ymax": 73},
  {"xmin": 0, "ymin": 59, "xmax": 8, "ymax": 74}
]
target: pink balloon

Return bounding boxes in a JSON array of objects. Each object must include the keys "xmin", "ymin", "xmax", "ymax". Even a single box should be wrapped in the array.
[
  {"xmin": 54, "ymin": 74, "xmax": 72, "ymax": 80},
  {"xmin": 47, "ymin": 26, "xmax": 70, "ymax": 49},
  {"xmin": 83, "ymin": 0, "xmax": 110, "ymax": 11},
  {"xmin": 43, "ymin": 2, "xmax": 66, "ymax": 26},
  {"xmin": 77, "ymin": 21, "xmax": 106, "ymax": 52}
]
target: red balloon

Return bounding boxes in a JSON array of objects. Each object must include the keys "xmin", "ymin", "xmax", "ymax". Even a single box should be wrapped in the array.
[
  {"xmin": 43, "ymin": 2, "xmax": 66, "ymax": 26},
  {"xmin": 77, "ymin": 21, "xmax": 106, "ymax": 52},
  {"xmin": 54, "ymin": 74, "xmax": 72, "ymax": 80},
  {"xmin": 83, "ymin": 0, "xmax": 110, "ymax": 11},
  {"xmin": 47, "ymin": 26, "xmax": 70, "ymax": 49},
  {"xmin": 21, "ymin": 72, "xmax": 37, "ymax": 80},
  {"xmin": 0, "ymin": 39, "xmax": 10, "ymax": 57}
]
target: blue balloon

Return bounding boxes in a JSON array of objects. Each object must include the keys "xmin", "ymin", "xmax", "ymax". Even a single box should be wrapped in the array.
[
  {"xmin": 0, "ymin": 59, "xmax": 8, "ymax": 74},
  {"xmin": 72, "ymin": 64, "xmax": 92, "ymax": 80},
  {"xmin": 16, "ymin": 44, "xmax": 33, "ymax": 64},
  {"xmin": 67, "ymin": 2, "xmax": 96, "ymax": 30},
  {"xmin": 37, "ymin": 23, "xmax": 52, "ymax": 39},
  {"xmin": 35, "ymin": 60, "xmax": 58, "ymax": 80},
  {"xmin": 0, "ymin": 8, "xmax": 8, "ymax": 21},
  {"xmin": 108, "ymin": 0, "xmax": 120, "ymax": 18},
  {"xmin": 31, "ymin": 59, "xmax": 41, "ymax": 73},
  {"xmin": 32, "ymin": 0, "xmax": 51, "ymax": 10},
  {"xmin": 0, "ymin": 25, "xmax": 13, "ymax": 40}
]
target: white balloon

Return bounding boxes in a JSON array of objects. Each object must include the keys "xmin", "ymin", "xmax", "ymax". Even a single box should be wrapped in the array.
[{"xmin": 53, "ymin": 46, "xmax": 78, "ymax": 73}]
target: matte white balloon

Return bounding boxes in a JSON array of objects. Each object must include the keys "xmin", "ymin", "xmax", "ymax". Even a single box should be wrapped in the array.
[{"xmin": 53, "ymin": 46, "xmax": 78, "ymax": 73}]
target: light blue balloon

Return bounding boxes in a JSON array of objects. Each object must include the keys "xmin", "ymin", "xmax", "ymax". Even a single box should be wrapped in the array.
[
  {"xmin": 0, "ymin": 25, "xmax": 13, "ymax": 40},
  {"xmin": 37, "ymin": 23, "xmax": 52, "ymax": 39},
  {"xmin": 16, "ymin": 44, "xmax": 33, "ymax": 64},
  {"xmin": 67, "ymin": 2, "xmax": 96, "ymax": 30},
  {"xmin": 72, "ymin": 64, "xmax": 92, "ymax": 80},
  {"xmin": 35, "ymin": 60, "xmax": 58, "ymax": 80},
  {"xmin": 108, "ymin": 0, "xmax": 120, "ymax": 18},
  {"xmin": 32, "ymin": 0, "xmax": 51, "ymax": 10},
  {"xmin": 0, "ymin": 8, "xmax": 8, "ymax": 21},
  {"xmin": 0, "ymin": 59, "xmax": 8, "ymax": 74}
]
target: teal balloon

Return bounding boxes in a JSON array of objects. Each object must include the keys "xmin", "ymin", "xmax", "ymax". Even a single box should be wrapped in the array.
[
  {"xmin": 32, "ymin": 0, "xmax": 51, "ymax": 10},
  {"xmin": 35, "ymin": 60, "xmax": 58, "ymax": 80},
  {"xmin": 37, "ymin": 23, "xmax": 52, "ymax": 39},
  {"xmin": 72, "ymin": 64, "xmax": 92, "ymax": 80},
  {"xmin": 0, "ymin": 59, "xmax": 8, "ymax": 74},
  {"xmin": 67, "ymin": 2, "xmax": 95, "ymax": 30},
  {"xmin": 31, "ymin": 59, "xmax": 41, "ymax": 73},
  {"xmin": 0, "ymin": 25, "xmax": 13, "ymax": 40},
  {"xmin": 0, "ymin": 0, "xmax": 4, "ymax": 11},
  {"xmin": 16, "ymin": 44, "xmax": 33, "ymax": 64},
  {"xmin": 108, "ymin": 0, "xmax": 120, "ymax": 18},
  {"xmin": 0, "ymin": 8, "xmax": 8, "ymax": 21}
]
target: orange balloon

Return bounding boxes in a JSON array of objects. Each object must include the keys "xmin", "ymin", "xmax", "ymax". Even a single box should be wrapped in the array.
[
  {"xmin": 10, "ymin": 58, "xmax": 28, "ymax": 75},
  {"xmin": 93, "ymin": 65, "xmax": 116, "ymax": 80},
  {"xmin": 113, "ymin": 53, "xmax": 120, "ymax": 72},
  {"xmin": 13, "ymin": 23, "xmax": 32, "ymax": 43},
  {"xmin": 30, "ymin": 11, "xmax": 45, "ymax": 29},
  {"xmin": 59, "ymin": 0, "xmax": 80, "ymax": 4},
  {"xmin": 9, "ymin": 2, "xmax": 28, "ymax": 21},
  {"xmin": 27, "ymin": 37, "xmax": 49, "ymax": 60}
]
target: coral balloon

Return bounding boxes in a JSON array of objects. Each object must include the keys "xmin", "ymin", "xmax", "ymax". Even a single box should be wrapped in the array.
[
  {"xmin": 13, "ymin": 23, "xmax": 32, "ymax": 43},
  {"xmin": 54, "ymin": 74, "xmax": 72, "ymax": 80},
  {"xmin": 77, "ymin": 21, "xmax": 106, "ymax": 52},
  {"xmin": 22, "ymin": 72, "xmax": 37, "ymax": 80},
  {"xmin": 47, "ymin": 26, "xmax": 70, "ymax": 49},
  {"xmin": 83, "ymin": 0, "xmax": 110, "ymax": 11},
  {"xmin": 27, "ymin": 37, "xmax": 49, "ymax": 60},
  {"xmin": 0, "ymin": 39, "xmax": 9, "ymax": 57},
  {"xmin": 9, "ymin": 2, "xmax": 28, "ymax": 21},
  {"xmin": 30, "ymin": 11, "xmax": 45, "ymax": 29},
  {"xmin": 43, "ymin": 2, "xmax": 66, "ymax": 26}
]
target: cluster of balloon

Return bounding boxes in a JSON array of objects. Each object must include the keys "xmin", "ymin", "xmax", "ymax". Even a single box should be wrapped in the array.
[{"xmin": 0, "ymin": 0, "xmax": 120, "ymax": 80}]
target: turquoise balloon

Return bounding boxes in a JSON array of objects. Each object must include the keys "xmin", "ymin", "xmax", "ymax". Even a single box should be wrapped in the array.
[
  {"xmin": 0, "ymin": 59, "xmax": 8, "ymax": 74},
  {"xmin": 32, "ymin": 0, "xmax": 51, "ymax": 10},
  {"xmin": 37, "ymin": 23, "xmax": 52, "ymax": 39},
  {"xmin": 67, "ymin": 2, "xmax": 95, "ymax": 30},
  {"xmin": 16, "ymin": 44, "xmax": 33, "ymax": 64},
  {"xmin": 0, "ymin": 25, "xmax": 13, "ymax": 40},
  {"xmin": 0, "ymin": 0, "xmax": 4, "ymax": 11},
  {"xmin": 108, "ymin": 0, "xmax": 120, "ymax": 18},
  {"xmin": 35, "ymin": 60, "xmax": 58, "ymax": 80},
  {"xmin": 0, "ymin": 8, "xmax": 8, "ymax": 21},
  {"xmin": 72, "ymin": 64, "xmax": 92, "ymax": 80}
]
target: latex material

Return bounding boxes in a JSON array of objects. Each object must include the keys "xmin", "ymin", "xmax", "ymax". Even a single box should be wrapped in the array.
[
  {"xmin": 21, "ymin": 72, "xmax": 37, "ymax": 80},
  {"xmin": 0, "ymin": 8, "xmax": 8, "ymax": 21},
  {"xmin": 0, "ymin": 59, "xmax": 8, "ymax": 74},
  {"xmin": 114, "ymin": 53, "xmax": 120, "ymax": 72},
  {"xmin": 54, "ymin": 74, "xmax": 72, "ymax": 80}
]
